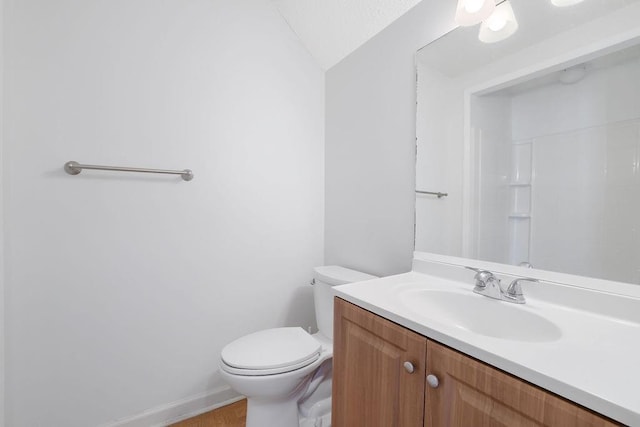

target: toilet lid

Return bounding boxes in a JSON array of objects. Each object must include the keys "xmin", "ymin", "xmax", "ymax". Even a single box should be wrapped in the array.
[{"xmin": 221, "ymin": 327, "xmax": 321, "ymax": 374}]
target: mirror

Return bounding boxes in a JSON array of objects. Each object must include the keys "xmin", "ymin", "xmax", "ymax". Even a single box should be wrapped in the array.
[{"xmin": 415, "ymin": 0, "xmax": 640, "ymax": 284}]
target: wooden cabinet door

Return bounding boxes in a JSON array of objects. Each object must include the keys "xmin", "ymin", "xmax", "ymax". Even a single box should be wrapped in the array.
[
  {"xmin": 425, "ymin": 340, "xmax": 619, "ymax": 427},
  {"xmin": 332, "ymin": 298, "xmax": 427, "ymax": 427}
]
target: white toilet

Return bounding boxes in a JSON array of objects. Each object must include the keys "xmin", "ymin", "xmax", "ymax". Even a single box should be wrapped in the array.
[{"xmin": 219, "ymin": 266, "xmax": 376, "ymax": 427}]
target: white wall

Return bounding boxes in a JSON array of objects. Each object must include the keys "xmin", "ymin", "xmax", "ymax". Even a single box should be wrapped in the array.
[
  {"xmin": 324, "ymin": 0, "xmax": 455, "ymax": 277},
  {"xmin": 0, "ymin": 0, "xmax": 5, "ymax": 424},
  {"xmin": 2, "ymin": 1, "xmax": 324, "ymax": 426},
  {"xmin": 415, "ymin": 66, "xmax": 464, "ymax": 258}
]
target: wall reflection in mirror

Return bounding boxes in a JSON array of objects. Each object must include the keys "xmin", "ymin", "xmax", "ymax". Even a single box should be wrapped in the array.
[{"xmin": 415, "ymin": 0, "xmax": 640, "ymax": 284}]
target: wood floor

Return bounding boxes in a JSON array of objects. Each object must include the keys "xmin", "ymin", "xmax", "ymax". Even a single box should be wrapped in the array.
[{"xmin": 170, "ymin": 400, "xmax": 247, "ymax": 427}]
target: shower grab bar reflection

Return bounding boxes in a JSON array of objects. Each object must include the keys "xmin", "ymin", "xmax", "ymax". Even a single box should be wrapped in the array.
[
  {"xmin": 64, "ymin": 161, "xmax": 194, "ymax": 181},
  {"xmin": 416, "ymin": 190, "xmax": 448, "ymax": 198}
]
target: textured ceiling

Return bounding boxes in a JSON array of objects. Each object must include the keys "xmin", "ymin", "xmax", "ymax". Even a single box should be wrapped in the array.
[{"xmin": 272, "ymin": 0, "xmax": 424, "ymax": 69}]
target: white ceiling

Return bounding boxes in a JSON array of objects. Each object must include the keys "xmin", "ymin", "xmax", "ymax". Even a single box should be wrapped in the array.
[{"xmin": 271, "ymin": 0, "xmax": 424, "ymax": 69}]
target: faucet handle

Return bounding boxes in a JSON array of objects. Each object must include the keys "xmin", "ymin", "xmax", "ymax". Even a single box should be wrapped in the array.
[
  {"xmin": 465, "ymin": 266, "xmax": 494, "ymax": 290},
  {"xmin": 505, "ymin": 278, "xmax": 539, "ymax": 303},
  {"xmin": 474, "ymin": 271, "xmax": 495, "ymax": 288}
]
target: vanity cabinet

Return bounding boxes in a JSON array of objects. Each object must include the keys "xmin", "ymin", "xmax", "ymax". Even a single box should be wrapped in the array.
[
  {"xmin": 332, "ymin": 296, "xmax": 427, "ymax": 426},
  {"xmin": 332, "ymin": 298, "xmax": 618, "ymax": 427},
  {"xmin": 426, "ymin": 339, "xmax": 617, "ymax": 426}
]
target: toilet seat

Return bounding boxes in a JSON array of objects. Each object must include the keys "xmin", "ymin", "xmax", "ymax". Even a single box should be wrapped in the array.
[{"xmin": 220, "ymin": 327, "xmax": 321, "ymax": 376}]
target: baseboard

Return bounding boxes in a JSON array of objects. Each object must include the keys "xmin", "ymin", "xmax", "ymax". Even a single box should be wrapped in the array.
[{"xmin": 101, "ymin": 386, "xmax": 243, "ymax": 427}]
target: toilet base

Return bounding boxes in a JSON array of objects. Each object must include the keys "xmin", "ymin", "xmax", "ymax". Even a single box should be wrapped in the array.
[
  {"xmin": 245, "ymin": 397, "xmax": 299, "ymax": 427},
  {"xmin": 300, "ymin": 412, "xmax": 331, "ymax": 427},
  {"xmin": 244, "ymin": 397, "xmax": 332, "ymax": 427},
  {"xmin": 300, "ymin": 395, "xmax": 332, "ymax": 427}
]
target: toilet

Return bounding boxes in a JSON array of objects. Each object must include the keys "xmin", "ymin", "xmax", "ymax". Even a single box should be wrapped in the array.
[{"xmin": 219, "ymin": 266, "xmax": 377, "ymax": 427}]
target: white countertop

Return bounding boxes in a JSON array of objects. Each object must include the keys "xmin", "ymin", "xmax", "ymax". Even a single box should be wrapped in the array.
[{"xmin": 333, "ymin": 260, "xmax": 640, "ymax": 426}]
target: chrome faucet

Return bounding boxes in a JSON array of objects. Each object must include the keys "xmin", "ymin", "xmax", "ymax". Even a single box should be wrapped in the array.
[{"xmin": 465, "ymin": 267, "xmax": 539, "ymax": 304}]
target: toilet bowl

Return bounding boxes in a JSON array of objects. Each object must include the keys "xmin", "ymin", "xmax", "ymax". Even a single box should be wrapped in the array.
[{"xmin": 219, "ymin": 266, "xmax": 376, "ymax": 427}]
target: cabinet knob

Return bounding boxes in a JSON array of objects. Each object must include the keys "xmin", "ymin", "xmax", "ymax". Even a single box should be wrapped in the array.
[
  {"xmin": 403, "ymin": 361, "xmax": 415, "ymax": 374},
  {"xmin": 427, "ymin": 374, "xmax": 439, "ymax": 388}
]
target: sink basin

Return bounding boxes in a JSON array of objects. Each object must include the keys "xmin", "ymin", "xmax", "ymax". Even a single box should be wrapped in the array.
[{"xmin": 399, "ymin": 289, "xmax": 562, "ymax": 342}]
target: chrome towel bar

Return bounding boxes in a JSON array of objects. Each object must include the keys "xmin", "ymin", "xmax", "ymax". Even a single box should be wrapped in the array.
[
  {"xmin": 416, "ymin": 190, "xmax": 448, "ymax": 198},
  {"xmin": 64, "ymin": 161, "xmax": 194, "ymax": 181}
]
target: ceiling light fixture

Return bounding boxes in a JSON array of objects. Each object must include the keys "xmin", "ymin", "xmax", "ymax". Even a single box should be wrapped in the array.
[
  {"xmin": 455, "ymin": 0, "xmax": 496, "ymax": 26},
  {"xmin": 478, "ymin": 1, "xmax": 519, "ymax": 43},
  {"xmin": 551, "ymin": 0, "xmax": 585, "ymax": 6},
  {"xmin": 558, "ymin": 65, "xmax": 587, "ymax": 84}
]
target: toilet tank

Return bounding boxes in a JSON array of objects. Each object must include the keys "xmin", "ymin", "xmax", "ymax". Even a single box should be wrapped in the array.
[{"xmin": 312, "ymin": 266, "xmax": 377, "ymax": 340}]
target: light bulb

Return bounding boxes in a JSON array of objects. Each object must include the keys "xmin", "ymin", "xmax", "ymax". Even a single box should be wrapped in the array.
[
  {"xmin": 478, "ymin": 1, "xmax": 518, "ymax": 43},
  {"xmin": 487, "ymin": 15, "xmax": 507, "ymax": 32},
  {"xmin": 551, "ymin": 0, "xmax": 585, "ymax": 6},
  {"xmin": 464, "ymin": 0, "xmax": 486, "ymax": 13},
  {"xmin": 455, "ymin": 0, "xmax": 495, "ymax": 26}
]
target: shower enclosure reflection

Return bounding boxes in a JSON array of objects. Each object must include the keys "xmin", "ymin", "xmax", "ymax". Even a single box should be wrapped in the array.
[{"xmin": 471, "ymin": 46, "xmax": 640, "ymax": 284}]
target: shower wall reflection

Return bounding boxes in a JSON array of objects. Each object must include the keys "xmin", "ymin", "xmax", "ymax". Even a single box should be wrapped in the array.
[{"xmin": 470, "ymin": 47, "xmax": 640, "ymax": 283}]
